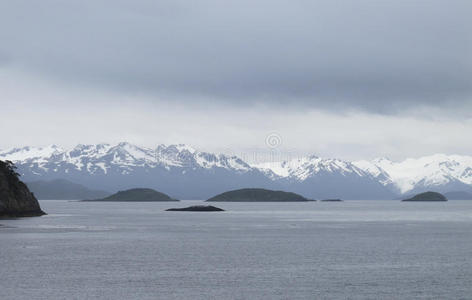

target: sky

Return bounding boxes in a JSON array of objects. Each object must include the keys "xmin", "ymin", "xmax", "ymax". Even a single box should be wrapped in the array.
[{"xmin": 0, "ymin": 0, "xmax": 471, "ymax": 161}]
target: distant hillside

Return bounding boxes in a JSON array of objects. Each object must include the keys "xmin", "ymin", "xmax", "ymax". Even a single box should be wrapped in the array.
[
  {"xmin": 443, "ymin": 191, "xmax": 472, "ymax": 200},
  {"xmin": 26, "ymin": 179, "xmax": 110, "ymax": 200},
  {"xmin": 86, "ymin": 188, "xmax": 178, "ymax": 202},
  {"xmin": 206, "ymin": 188, "xmax": 312, "ymax": 202}
]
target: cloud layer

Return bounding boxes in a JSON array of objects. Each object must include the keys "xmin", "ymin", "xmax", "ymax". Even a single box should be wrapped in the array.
[
  {"xmin": 1, "ymin": 0, "xmax": 471, "ymax": 112},
  {"xmin": 0, "ymin": 0, "xmax": 471, "ymax": 159}
]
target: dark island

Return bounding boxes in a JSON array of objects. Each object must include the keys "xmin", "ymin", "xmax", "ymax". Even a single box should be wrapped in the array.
[
  {"xmin": 166, "ymin": 205, "xmax": 225, "ymax": 212},
  {"xmin": 402, "ymin": 191, "xmax": 448, "ymax": 202},
  {"xmin": 206, "ymin": 188, "xmax": 313, "ymax": 202},
  {"xmin": 83, "ymin": 188, "xmax": 178, "ymax": 202},
  {"xmin": 321, "ymin": 199, "xmax": 343, "ymax": 202},
  {"xmin": 0, "ymin": 160, "xmax": 46, "ymax": 217}
]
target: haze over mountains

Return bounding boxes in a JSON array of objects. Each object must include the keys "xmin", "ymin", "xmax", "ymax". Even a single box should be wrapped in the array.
[
  {"xmin": 25, "ymin": 179, "xmax": 109, "ymax": 200},
  {"xmin": 1, "ymin": 143, "xmax": 471, "ymax": 200}
]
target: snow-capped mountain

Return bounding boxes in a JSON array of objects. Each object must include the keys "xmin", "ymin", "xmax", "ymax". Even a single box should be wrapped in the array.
[
  {"xmin": 253, "ymin": 155, "xmax": 395, "ymax": 200},
  {"xmin": 253, "ymin": 155, "xmax": 368, "ymax": 180},
  {"xmin": 0, "ymin": 142, "xmax": 252, "ymax": 175},
  {"xmin": 354, "ymin": 154, "xmax": 472, "ymax": 194},
  {"xmin": 2, "ymin": 143, "xmax": 470, "ymax": 199},
  {"xmin": 254, "ymin": 154, "xmax": 472, "ymax": 197},
  {"xmin": 0, "ymin": 143, "xmax": 274, "ymax": 199}
]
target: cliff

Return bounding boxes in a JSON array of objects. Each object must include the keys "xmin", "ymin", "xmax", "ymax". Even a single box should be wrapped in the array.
[{"xmin": 0, "ymin": 160, "xmax": 45, "ymax": 217}]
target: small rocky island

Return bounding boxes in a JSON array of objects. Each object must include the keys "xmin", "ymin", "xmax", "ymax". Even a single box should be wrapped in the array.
[
  {"xmin": 206, "ymin": 188, "xmax": 313, "ymax": 202},
  {"xmin": 321, "ymin": 199, "xmax": 343, "ymax": 202},
  {"xmin": 83, "ymin": 188, "xmax": 179, "ymax": 202},
  {"xmin": 0, "ymin": 160, "xmax": 46, "ymax": 217},
  {"xmin": 166, "ymin": 205, "xmax": 225, "ymax": 212},
  {"xmin": 402, "ymin": 191, "xmax": 448, "ymax": 202}
]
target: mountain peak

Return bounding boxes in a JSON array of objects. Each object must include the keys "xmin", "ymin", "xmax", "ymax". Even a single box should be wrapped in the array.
[{"xmin": 355, "ymin": 153, "xmax": 472, "ymax": 194}]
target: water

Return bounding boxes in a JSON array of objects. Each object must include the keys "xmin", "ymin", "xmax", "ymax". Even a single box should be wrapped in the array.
[{"xmin": 1, "ymin": 200, "xmax": 472, "ymax": 299}]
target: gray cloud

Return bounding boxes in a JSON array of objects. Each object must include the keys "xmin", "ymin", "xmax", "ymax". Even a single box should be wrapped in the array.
[{"xmin": 0, "ymin": 0, "xmax": 471, "ymax": 113}]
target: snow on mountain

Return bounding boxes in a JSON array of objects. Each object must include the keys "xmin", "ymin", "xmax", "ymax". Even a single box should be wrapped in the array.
[
  {"xmin": 254, "ymin": 153, "xmax": 472, "ymax": 195},
  {"xmin": 252, "ymin": 155, "xmax": 366, "ymax": 181},
  {"xmin": 352, "ymin": 159, "xmax": 394, "ymax": 187},
  {"xmin": 0, "ymin": 143, "xmax": 252, "ymax": 175},
  {"xmin": 253, "ymin": 155, "xmax": 394, "ymax": 199},
  {"xmin": 0, "ymin": 143, "xmax": 275, "ymax": 199},
  {"xmin": 0, "ymin": 145, "xmax": 63, "ymax": 162},
  {"xmin": 354, "ymin": 154, "xmax": 472, "ymax": 194},
  {"xmin": 1, "ymin": 143, "xmax": 471, "ymax": 197}
]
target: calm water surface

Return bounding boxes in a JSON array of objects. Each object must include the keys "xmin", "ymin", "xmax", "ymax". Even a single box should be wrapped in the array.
[{"xmin": 1, "ymin": 200, "xmax": 472, "ymax": 299}]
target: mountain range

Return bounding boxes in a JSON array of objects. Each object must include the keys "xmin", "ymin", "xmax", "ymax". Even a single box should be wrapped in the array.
[{"xmin": 1, "ymin": 143, "xmax": 471, "ymax": 200}]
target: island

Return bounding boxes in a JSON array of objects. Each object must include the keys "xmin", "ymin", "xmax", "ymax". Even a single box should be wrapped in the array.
[
  {"xmin": 83, "ymin": 188, "xmax": 179, "ymax": 202},
  {"xmin": 402, "ymin": 191, "xmax": 448, "ymax": 202},
  {"xmin": 321, "ymin": 199, "xmax": 343, "ymax": 202},
  {"xmin": 0, "ymin": 160, "xmax": 46, "ymax": 217},
  {"xmin": 166, "ymin": 205, "xmax": 225, "ymax": 212},
  {"xmin": 206, "ymin": 188, "xmax": 313, "ymax": 202}
]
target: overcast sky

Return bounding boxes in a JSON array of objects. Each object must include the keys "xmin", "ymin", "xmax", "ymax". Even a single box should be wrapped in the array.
[{"xmin": 1, "ymin": 0, "xmax": 471, "ymax": 161}]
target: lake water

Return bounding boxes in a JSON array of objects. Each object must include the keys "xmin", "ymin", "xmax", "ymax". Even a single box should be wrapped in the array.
[{"xmin": 1, "ymin": 200, "xmax": 472, "ymax": 299}]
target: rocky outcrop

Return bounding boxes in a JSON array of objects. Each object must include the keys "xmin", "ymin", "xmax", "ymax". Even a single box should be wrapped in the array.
[
  {"xmin": 166, "ymin": 205, "xmax": 225, "ymax": 212},
  {"xmin": 0, "ymin": 160, "xmax": 45, "ymax": 217}
]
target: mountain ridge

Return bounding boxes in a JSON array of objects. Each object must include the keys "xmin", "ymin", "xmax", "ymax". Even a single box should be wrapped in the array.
[
  {"xmin": 1, "ymin": 143, "xmax": 471, "ymax": 199},
  {"xmin": 353, "ymin": 154, "xmax": 472, "ymax": 194}
]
